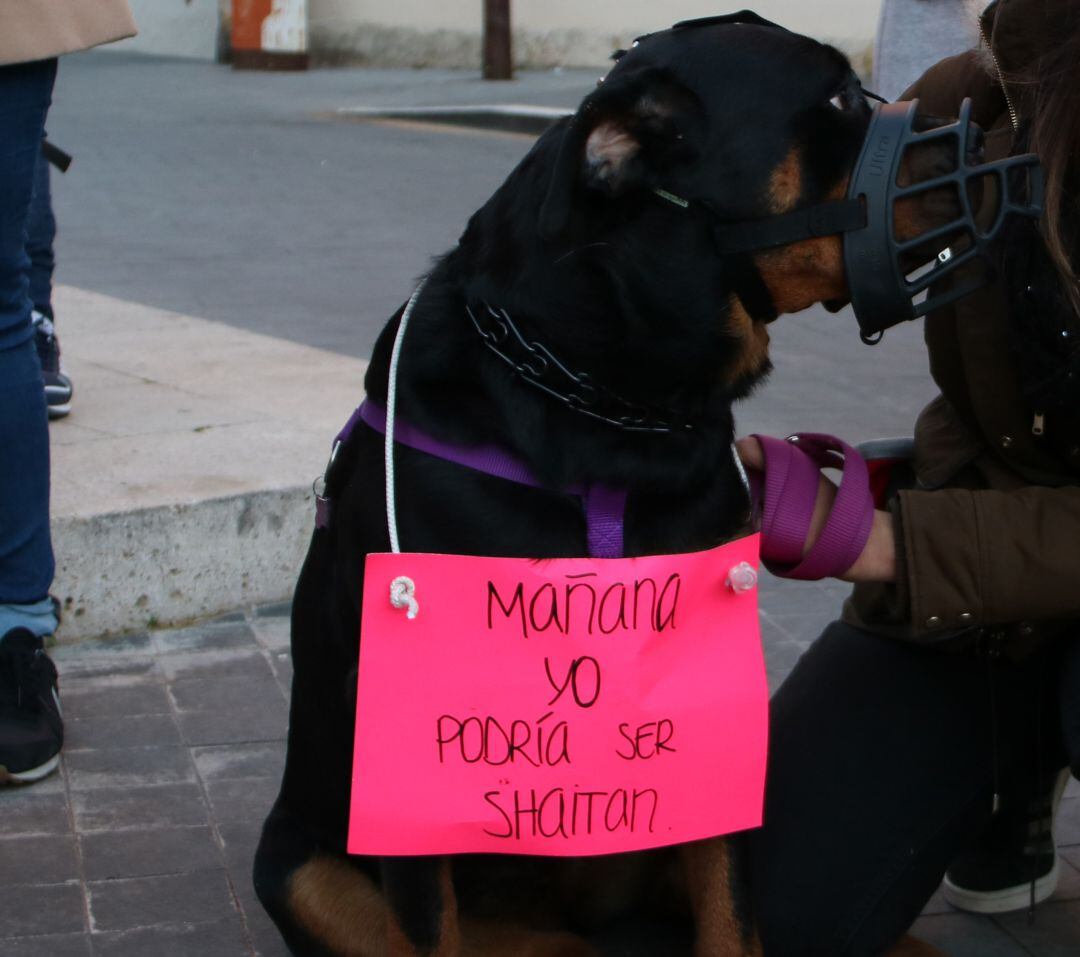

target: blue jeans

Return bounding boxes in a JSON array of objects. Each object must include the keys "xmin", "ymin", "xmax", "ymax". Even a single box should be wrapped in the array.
[
  {"xmin": 0, "ymin": 58, "xmax": 58, "ymax": 636},
  {"xmin": 27, "ymin": 134, "xmax": 56, "ymax": 321}
]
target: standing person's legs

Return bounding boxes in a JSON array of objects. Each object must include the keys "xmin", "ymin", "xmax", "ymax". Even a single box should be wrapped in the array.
[
  {"xmin": 749, "ymin": 620, "xmax": 1065, "ymax": 957},
  {"xmin": 25, "ymin": 132, "xmax": 72, "ymax": 418},
  {"xmin": 0, "ymin": 57, "xmax": 63, "ymax": 783},
  {"xmin": 25, "ymin": 141, "xmax": 55, "ymax": 320}
]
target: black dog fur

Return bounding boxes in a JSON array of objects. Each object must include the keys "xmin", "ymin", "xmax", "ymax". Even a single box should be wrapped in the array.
[{"xmin": 254, "ymin": 19, "xmax": 878, "ymax": 957}]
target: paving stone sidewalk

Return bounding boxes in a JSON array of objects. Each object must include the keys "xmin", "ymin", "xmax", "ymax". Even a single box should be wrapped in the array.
[
  {"xmin": 3, "ymin": 590, "xmax": 1079, "ymax": 956},
  {"xmin": 1, "ymin": 605, "xmax": 293, "ymax": 957}
]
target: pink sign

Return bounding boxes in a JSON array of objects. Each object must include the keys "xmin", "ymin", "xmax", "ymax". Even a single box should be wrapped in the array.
[{"xmin": 348, "ymin": 535, "xmax": 767, "ymax": 857}]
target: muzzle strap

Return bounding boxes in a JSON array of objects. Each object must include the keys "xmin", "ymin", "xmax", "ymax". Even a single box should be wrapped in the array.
[{"xmin": 710, "ymin": 199, "xmax": 866, "ymax": 255}]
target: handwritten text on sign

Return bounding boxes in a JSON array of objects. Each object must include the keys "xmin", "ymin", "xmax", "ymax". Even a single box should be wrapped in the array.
[{"xmin": 348, "ymin": 535, "xmax": 767, "ymax": 857}]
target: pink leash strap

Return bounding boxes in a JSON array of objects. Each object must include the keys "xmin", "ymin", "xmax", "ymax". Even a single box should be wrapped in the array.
[{"xmin": 752, "ymin": 433, "xmax": 875, "ymax": 581}]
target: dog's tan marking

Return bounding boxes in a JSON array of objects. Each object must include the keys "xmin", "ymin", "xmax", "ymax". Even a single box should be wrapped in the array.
[
  {"xmin": 884, "ymin": 934, "xmax": 949, "ymax": 957},
  {"xmin": 753, "ymin": 179, "xmax": 849, "ymax": 315},
  {"xmin": 288, "ymin": 856, "xmax": 388, "ymax": 956},
  {"xmin": 287, "ymin": 855, "xmax": 602, "ymax": 957},
  {"xmin": 385, "ymin": 859, "xmax": 461, "ymax": 957},
  {"xmin": 894, "ymin": 184, "xmax": 961, "ymax": 248},
  {"xmin": 726, "ymin": 296, "xmax": 772, "ymax": 384},
  {"xmin": 756, "ymin": 142, "xmax": 964, "ymax": 315},
  {"xmin": 682, "ymin": 838, "xmax": 761, "ymax": 957},
  {"xmin": 767, "ymin": 147, "xmax": 803, "ymax": 213},
  {"xmin": 755, "ymin": 234, "xmax": 847, "ymax": 313},
  {"xmin": 459, "ymin": 922, "xmax": 599, "ymax": 956},
  {"xmin": 586, "ymin": 122, "xmax": 639, "ymax": 177},
  {"xmin": 894, "ymin": 135, "xmax": 967, "ymax": 246}
]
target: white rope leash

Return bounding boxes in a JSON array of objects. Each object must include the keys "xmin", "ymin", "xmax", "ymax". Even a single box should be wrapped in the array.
[
  {"xmin": 731, "ymin": 441, "xmax": 751, "ymax": 499},
  {"xmin": 382, "ymin": 280, "xmax": 428, "ymax": 619},
  {"xmin": 382, "ymin": 282, "xmax": 754, "ymax": 615},
  {"xmin": 384, "ymin": 280, "xmax": 427, "ymax": 555}
]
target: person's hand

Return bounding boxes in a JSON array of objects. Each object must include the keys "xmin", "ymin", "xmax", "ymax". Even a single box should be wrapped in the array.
[
  {"xmin": 846, "ymin": 509, "xmax": 896, "ymax": 584},
  {"xmin": 735, "ymin": 436, "xmax": 896, "ymax": 584},
  {"xmin": 734, "ymin": 435, "xmax": 766, "ymax": 472}
]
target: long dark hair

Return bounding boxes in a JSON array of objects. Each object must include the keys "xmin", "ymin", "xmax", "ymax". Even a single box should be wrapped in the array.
[
  {"xmin": 1009, "ymin": 21, "xmax": 1080, "ymax": 323},
  {"xmin": 1001, "ymin": 20, "xmax": 1080, "ymax": 408}
]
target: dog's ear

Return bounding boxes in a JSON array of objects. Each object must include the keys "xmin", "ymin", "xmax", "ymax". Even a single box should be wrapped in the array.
[{"xmin": 539, "ymin": 70, "xmax": 702, "ymax": 240}]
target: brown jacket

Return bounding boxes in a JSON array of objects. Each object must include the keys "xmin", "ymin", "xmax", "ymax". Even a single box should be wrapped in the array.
[
  {"xmin": 0, "ymin": 0, "xmax": 136, "ymax": 66},
  {"xmin": 845, "ymin": 0, "xmax": 1080, "ymax": 653}
]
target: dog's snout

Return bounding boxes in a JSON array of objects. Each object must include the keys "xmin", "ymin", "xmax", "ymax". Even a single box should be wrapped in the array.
[
  {"xmin": 900, "ymin": 123, "xmax": 958, "ymax": 186},
  {"xmin": 890, "ymin": 116, "xmax": 967, "ymax": 248}
]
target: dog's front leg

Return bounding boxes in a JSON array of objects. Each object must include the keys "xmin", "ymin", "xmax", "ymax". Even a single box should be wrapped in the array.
[
  {"xmin": 683, "ymin": 836, "xmax": 762, "ymax": 957},
  {"xmin": 381, "ymin": 856, "xmax": 461, "ymax": 957}
]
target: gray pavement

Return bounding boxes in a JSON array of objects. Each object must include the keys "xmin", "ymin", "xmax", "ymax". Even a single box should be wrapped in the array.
[
  {"xmin": 16, "ymin": 52, "xmax": 1079, "ymax": 954},
  {"xmin": 4, "ymin": 596, "xmax": 1080, "ymax": 956},
  {"xmin": 2, "ymin": 605, "xmax": 293, "ymax": 957},
  {"xmin": 47, "ymin": 53, "xmax": 595, "ymax": 358}
]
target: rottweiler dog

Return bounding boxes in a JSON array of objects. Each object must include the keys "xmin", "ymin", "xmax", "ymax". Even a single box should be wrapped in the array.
[{"xmin": 254, "ymin": 15, "xmax": 950, "ymax": 957}]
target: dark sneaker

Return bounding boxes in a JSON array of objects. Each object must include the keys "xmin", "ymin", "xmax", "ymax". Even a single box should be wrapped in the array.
[
  {"xmin": 943, "ymin": 768, "xmax": 1071, "ymax": 914},
  {"xmin": 32, "ymin": 310, "xmax": 73, "ymax": 419},
  {"xmin": 0, "ymin": 628, "xmax": 63, "ymax": 784}
]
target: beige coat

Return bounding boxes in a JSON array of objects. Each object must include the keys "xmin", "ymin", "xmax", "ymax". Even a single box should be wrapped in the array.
[{"xmin": 0, "ymin": 0, "xmax": 136, "ymax": 66}]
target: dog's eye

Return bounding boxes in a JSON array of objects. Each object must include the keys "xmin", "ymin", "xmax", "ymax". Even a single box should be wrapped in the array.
[{"xmin": 828, "ymin": 80, "xmax": 872, "ymax": 114}]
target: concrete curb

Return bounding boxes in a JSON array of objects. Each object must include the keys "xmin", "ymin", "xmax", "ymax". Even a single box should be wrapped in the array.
[
  {"xmin": 47, "ymin": 285, "xmax": 369, "ymax": 644},
  {"xmin": 336, "ymin": 104, "xmax": 570, "ymax": 135},
  {"xmin": 54, "ymin": 486, "xmax": 311, "ymax": 642}
]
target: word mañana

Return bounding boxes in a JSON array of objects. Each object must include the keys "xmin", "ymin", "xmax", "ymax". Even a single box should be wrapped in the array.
[
  {"xmin": 488, "ymin": 572, "xmax": 681, "ymax": 639},
  {"xmin": 483, "ymin": 786, "xmax": 659, "ymax": 840}
]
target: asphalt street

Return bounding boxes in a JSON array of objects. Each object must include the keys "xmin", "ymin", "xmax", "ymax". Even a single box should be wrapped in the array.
[{"xmin": 47, "ymin": 53, "xmax": 585, "ymax": 358}]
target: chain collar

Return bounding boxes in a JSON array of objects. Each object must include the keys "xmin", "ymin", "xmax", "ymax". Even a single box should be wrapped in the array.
[{"xmin": 466, "ymin": 303, "xmax": 695, "ymax": 434}]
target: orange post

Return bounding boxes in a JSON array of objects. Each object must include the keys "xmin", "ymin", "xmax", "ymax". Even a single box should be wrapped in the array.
[{"xmin": 232, "ymin": 0, "xmax": 309, "ymax": 70}]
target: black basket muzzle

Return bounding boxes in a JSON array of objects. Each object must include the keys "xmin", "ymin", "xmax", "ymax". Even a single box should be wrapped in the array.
[
  {"xmin": 638, "ymin": 14, "xmax": 1044, "ymax": 340},
  {"xmin": 845, "ymin": 98, "xmax": 1043, "ymax": 342},
  {"xmin": 704, "ymin": 98, "xmax": 1043, "ymax": 342}
]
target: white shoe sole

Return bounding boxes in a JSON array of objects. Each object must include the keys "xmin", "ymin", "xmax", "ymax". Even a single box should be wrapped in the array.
[
  {"xmin": 942, "ymin": 768, "xmax": 1071, "ymax": 914},
  {"xmin": 942, "ymin": 854, "xmax": 1059, "ymax": 914},
  {"xmin": 45, "ymin": 379, "xmax": 72, "ymax": 418},
  {"xmin": 0, "ymin": 751, "xmax": 60, "ymax": 785}
]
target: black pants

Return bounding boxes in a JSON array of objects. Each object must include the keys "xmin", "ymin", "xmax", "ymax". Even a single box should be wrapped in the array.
[{"xmin": 748, "ymin": 620, "xmax": 1071, "ymax": 957}]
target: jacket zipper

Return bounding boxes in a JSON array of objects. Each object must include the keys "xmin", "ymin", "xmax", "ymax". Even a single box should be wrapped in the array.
[
  {"xmin": 980, "ymin": 17, "xmax": 1019, "ymax": 131},
  {"xmin": 1032, "ymin": 411, "xmax": 1046, "ymax": 436}
]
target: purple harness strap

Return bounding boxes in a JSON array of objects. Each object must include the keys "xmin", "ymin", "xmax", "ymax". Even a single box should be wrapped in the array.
[
  {"xmin": 320, "ymin": 405, "xmax": 873, "ymax": 574},
  {"xmin": 318, "ymin": 400, "xmax": 628, "ymax": 559}
]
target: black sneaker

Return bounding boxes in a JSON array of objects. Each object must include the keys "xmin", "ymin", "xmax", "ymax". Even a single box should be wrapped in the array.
[
  {"xmin": 943, "ymin": 768, "xmax": 1071, "ymax": 914},
  {"xmin": 0, "ymin": 628, "xmax": 63, "ymax": 784},
  {"xmin": 32, "ymin": 310, "xmax": 73, "ymax": 419}
]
